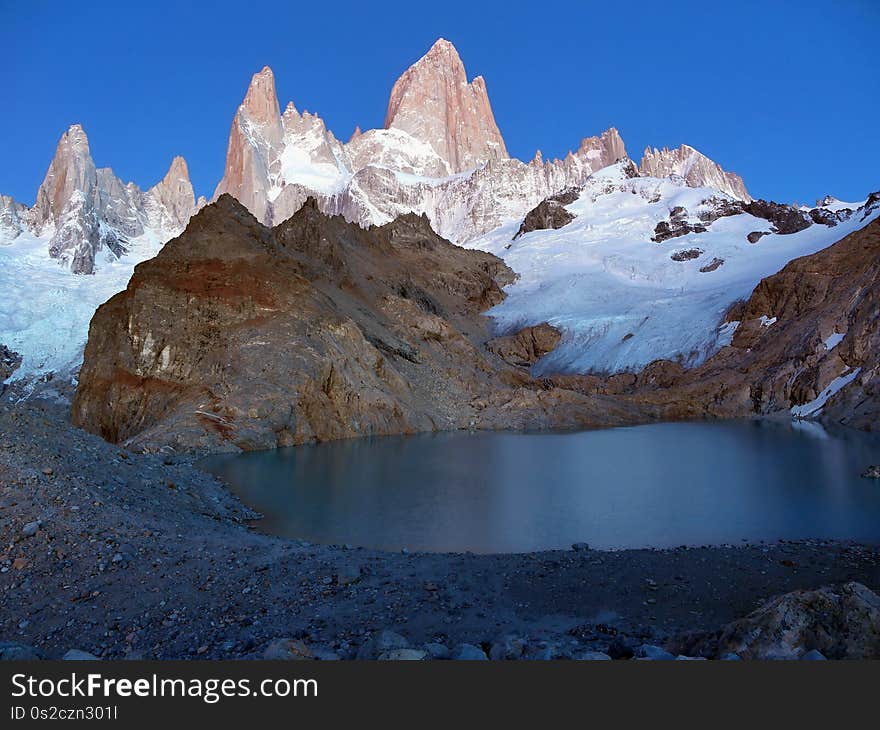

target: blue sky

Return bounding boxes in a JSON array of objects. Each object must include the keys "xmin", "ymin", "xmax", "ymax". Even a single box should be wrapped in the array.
[{"xmin": 1, "ymin": 0, "xmax": 877, "ymax": 205}]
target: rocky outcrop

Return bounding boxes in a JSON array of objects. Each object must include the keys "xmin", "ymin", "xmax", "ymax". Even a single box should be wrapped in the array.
[
  {"xmin": 670, "ymin": 248, "xmax": 703, "ymax": 262},
  {"xmin": 513, "ymin": 189, "xmax": 579, "ymax": 240},
  {"xmin": 384, "ymin": 38, "xmax": 508, "ymax": 173},
  {"xmin": 651, "ymin": 205, "xmax": 707, "ymax": 242},
  {"xmin": 671, "ymin": 582, "xmax": 880, "ymax": 659},
  {"xmin": 639, "ymin": 144, "xmax": 751, "ymax": 201},
  {"xmin": 742, "ymin": 199, "xmax": 811, "ymax": 235},
  {"xmin": 71, "ymin": 196, "xmax": 644, "ymax": 452},
  {"xmin": 652, "ymin": 194, "xmax": 846, "ymax": 246},
  {"xmin": 0, "ymin": 345, "xmax": 21, "ymax": 382},
  {"xmin": 486, "ymin": 324, "xmax": 563, "ymax": 367}
]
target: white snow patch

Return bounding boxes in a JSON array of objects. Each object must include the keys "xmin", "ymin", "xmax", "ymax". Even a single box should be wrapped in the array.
[
  {"xmin": 790, "ymin": 368, "xmax": 862, "ymax": 418},
  {"xmin": 277, "ymin": 145, "xmax": 349, "ymax": 196},
  {"xmin": 759, "ymin": 315, "xmax": 777, "ymax": 328},
  {"xmin": 824, "ymin": 332, "xmax": 845, "ymax": 350}
]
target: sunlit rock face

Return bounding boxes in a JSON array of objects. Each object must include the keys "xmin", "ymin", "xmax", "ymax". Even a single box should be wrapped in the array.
[{"xmin": 383, "ymin": 37, "xmax": 508, "ymax": 174}]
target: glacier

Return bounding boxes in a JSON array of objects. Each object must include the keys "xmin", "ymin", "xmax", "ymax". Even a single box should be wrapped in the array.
[{"xmin": 465, "ymin": 163, "xmax": 879, "ymax": 374}]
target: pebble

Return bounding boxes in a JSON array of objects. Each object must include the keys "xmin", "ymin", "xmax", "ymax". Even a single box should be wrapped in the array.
[
  {"xmin": 0, "ymin": 642, "xmax": 44, "ymax": 661},
  {"xmin": 377, "ymin": 648, "xmax": 427, "ymax": 661},
  {"xmin": 21, "ymin": 521, "xmax": 40, "ymax": 538},
  {"xmin": 311, "ymin": 648, "xmax": 341, "ymax": 661}
]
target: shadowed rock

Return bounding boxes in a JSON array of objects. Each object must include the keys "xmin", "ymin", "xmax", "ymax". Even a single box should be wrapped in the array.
[
  {"xmin": 670, "ymin": 582, "xmax": 880, "ymax": 659},
  {"xmin": 71, "ymin": 196, "xmax": 644, "ymax": 452},
  {"xmin": 0, "ymin": 345, "xmax": 21, "ymax": 383},
  {"xmin": 513, "ymin": 188, "xmax": 579, "ymax": 240},
  {"xmin": 486, "ymin": 323, "xmax": 562, "ymax": 367}
]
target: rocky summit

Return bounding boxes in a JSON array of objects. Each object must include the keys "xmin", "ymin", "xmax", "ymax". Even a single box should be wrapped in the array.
[
  {"xmin": 383, "ymin": 38, "xmax": 508, "ymax": 173},
  {"xmin": 5, "ymin": 124, "xmax": 201, "ymax": 274},
  {"xmin": 71, "ymin": 195, "xmax": 641, "ymax": 452}
]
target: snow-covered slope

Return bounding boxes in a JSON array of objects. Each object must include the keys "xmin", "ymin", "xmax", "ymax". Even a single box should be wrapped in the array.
[
  {"xmin": 0, "ymin": 127, "xmax": 201, "ymax": 382},
  {"xmin": 466, "ymin": 162, "xmax": 880, "ymax": 374},
  {"xmin": 0, "ymin": 228, "xmax": 171, "ymax": 384}
]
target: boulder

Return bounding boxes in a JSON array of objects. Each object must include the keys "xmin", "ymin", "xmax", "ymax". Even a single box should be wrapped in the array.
[
  {"xmin": 262, "ymin": 638, "xmax": 314, "ymax": 660},
  {"xmin": 450, "ymin": 643, "xmax": 488, "ymax": 660},
  {"xmin": 357, "ymin": 630, "xmax": 410, "ymax": 659},
  {"xmin": 486, "ymin": 323, "xmax": 562, "ymax": 367},
  {"xmin": 671, "ymin": 582, "xmax": 880, "ymax": 659},
  {"xmin": 377, "ymin": 649, "xmax": 427, "ymax": 661}
]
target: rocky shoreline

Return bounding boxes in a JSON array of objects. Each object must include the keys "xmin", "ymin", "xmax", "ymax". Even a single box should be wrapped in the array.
[{"xmin": 2, "ymin": 385, "xmax": 879, "ymax": 660}]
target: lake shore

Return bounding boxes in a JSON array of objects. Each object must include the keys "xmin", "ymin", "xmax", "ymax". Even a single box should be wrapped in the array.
[{"xmin": 2, "ymin": 385, "xmax": 879, "ymax": 660}]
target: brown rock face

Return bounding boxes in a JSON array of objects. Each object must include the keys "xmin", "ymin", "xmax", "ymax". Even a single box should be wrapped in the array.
[
  {"xmin": 384, "ymin": 38, "xmax": 508, "ymax": 173},
  {"xmin": 486, "ymin": 324, "xmax": 563, "ymax": 367},
  {"xmin": 671, "ymin": 582, "xmax": 880, "ymax": 659},
  {"xmin": 72, "ymin": 196, "xmax": 642, "ymax": 452}
]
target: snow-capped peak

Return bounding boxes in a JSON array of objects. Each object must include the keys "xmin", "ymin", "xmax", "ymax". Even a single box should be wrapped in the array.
[{"xmin": 639, "ymin": 144, "xmax": 751, "ymax": 202}]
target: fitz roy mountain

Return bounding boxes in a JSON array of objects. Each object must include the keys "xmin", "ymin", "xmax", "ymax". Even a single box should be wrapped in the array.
[
  {"xmin": 211, "ymin": 38, "xmax": 633, "ymax": 241},
  {"xmin": 1, "ymin": 37, "xmax": 878, "ymax": 434}
]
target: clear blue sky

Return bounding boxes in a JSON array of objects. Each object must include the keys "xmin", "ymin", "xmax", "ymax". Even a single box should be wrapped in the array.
[{"xmin": 2, "ymin": 0, "xmax": 878, "ymax": 205}]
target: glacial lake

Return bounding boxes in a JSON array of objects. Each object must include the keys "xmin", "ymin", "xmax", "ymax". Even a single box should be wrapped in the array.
[{"xmin": 202, "ymin": 420, "xmax": 880, "ymax": 553}]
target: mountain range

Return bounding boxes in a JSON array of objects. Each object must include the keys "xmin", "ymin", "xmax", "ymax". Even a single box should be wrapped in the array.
[
  {"xmin": 0, "ymin": 38, "xmax": 750, "ymax": 274},
  {"xmin": 1, "ymin": 38, "xmax": 877, "ymax": 415}
]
